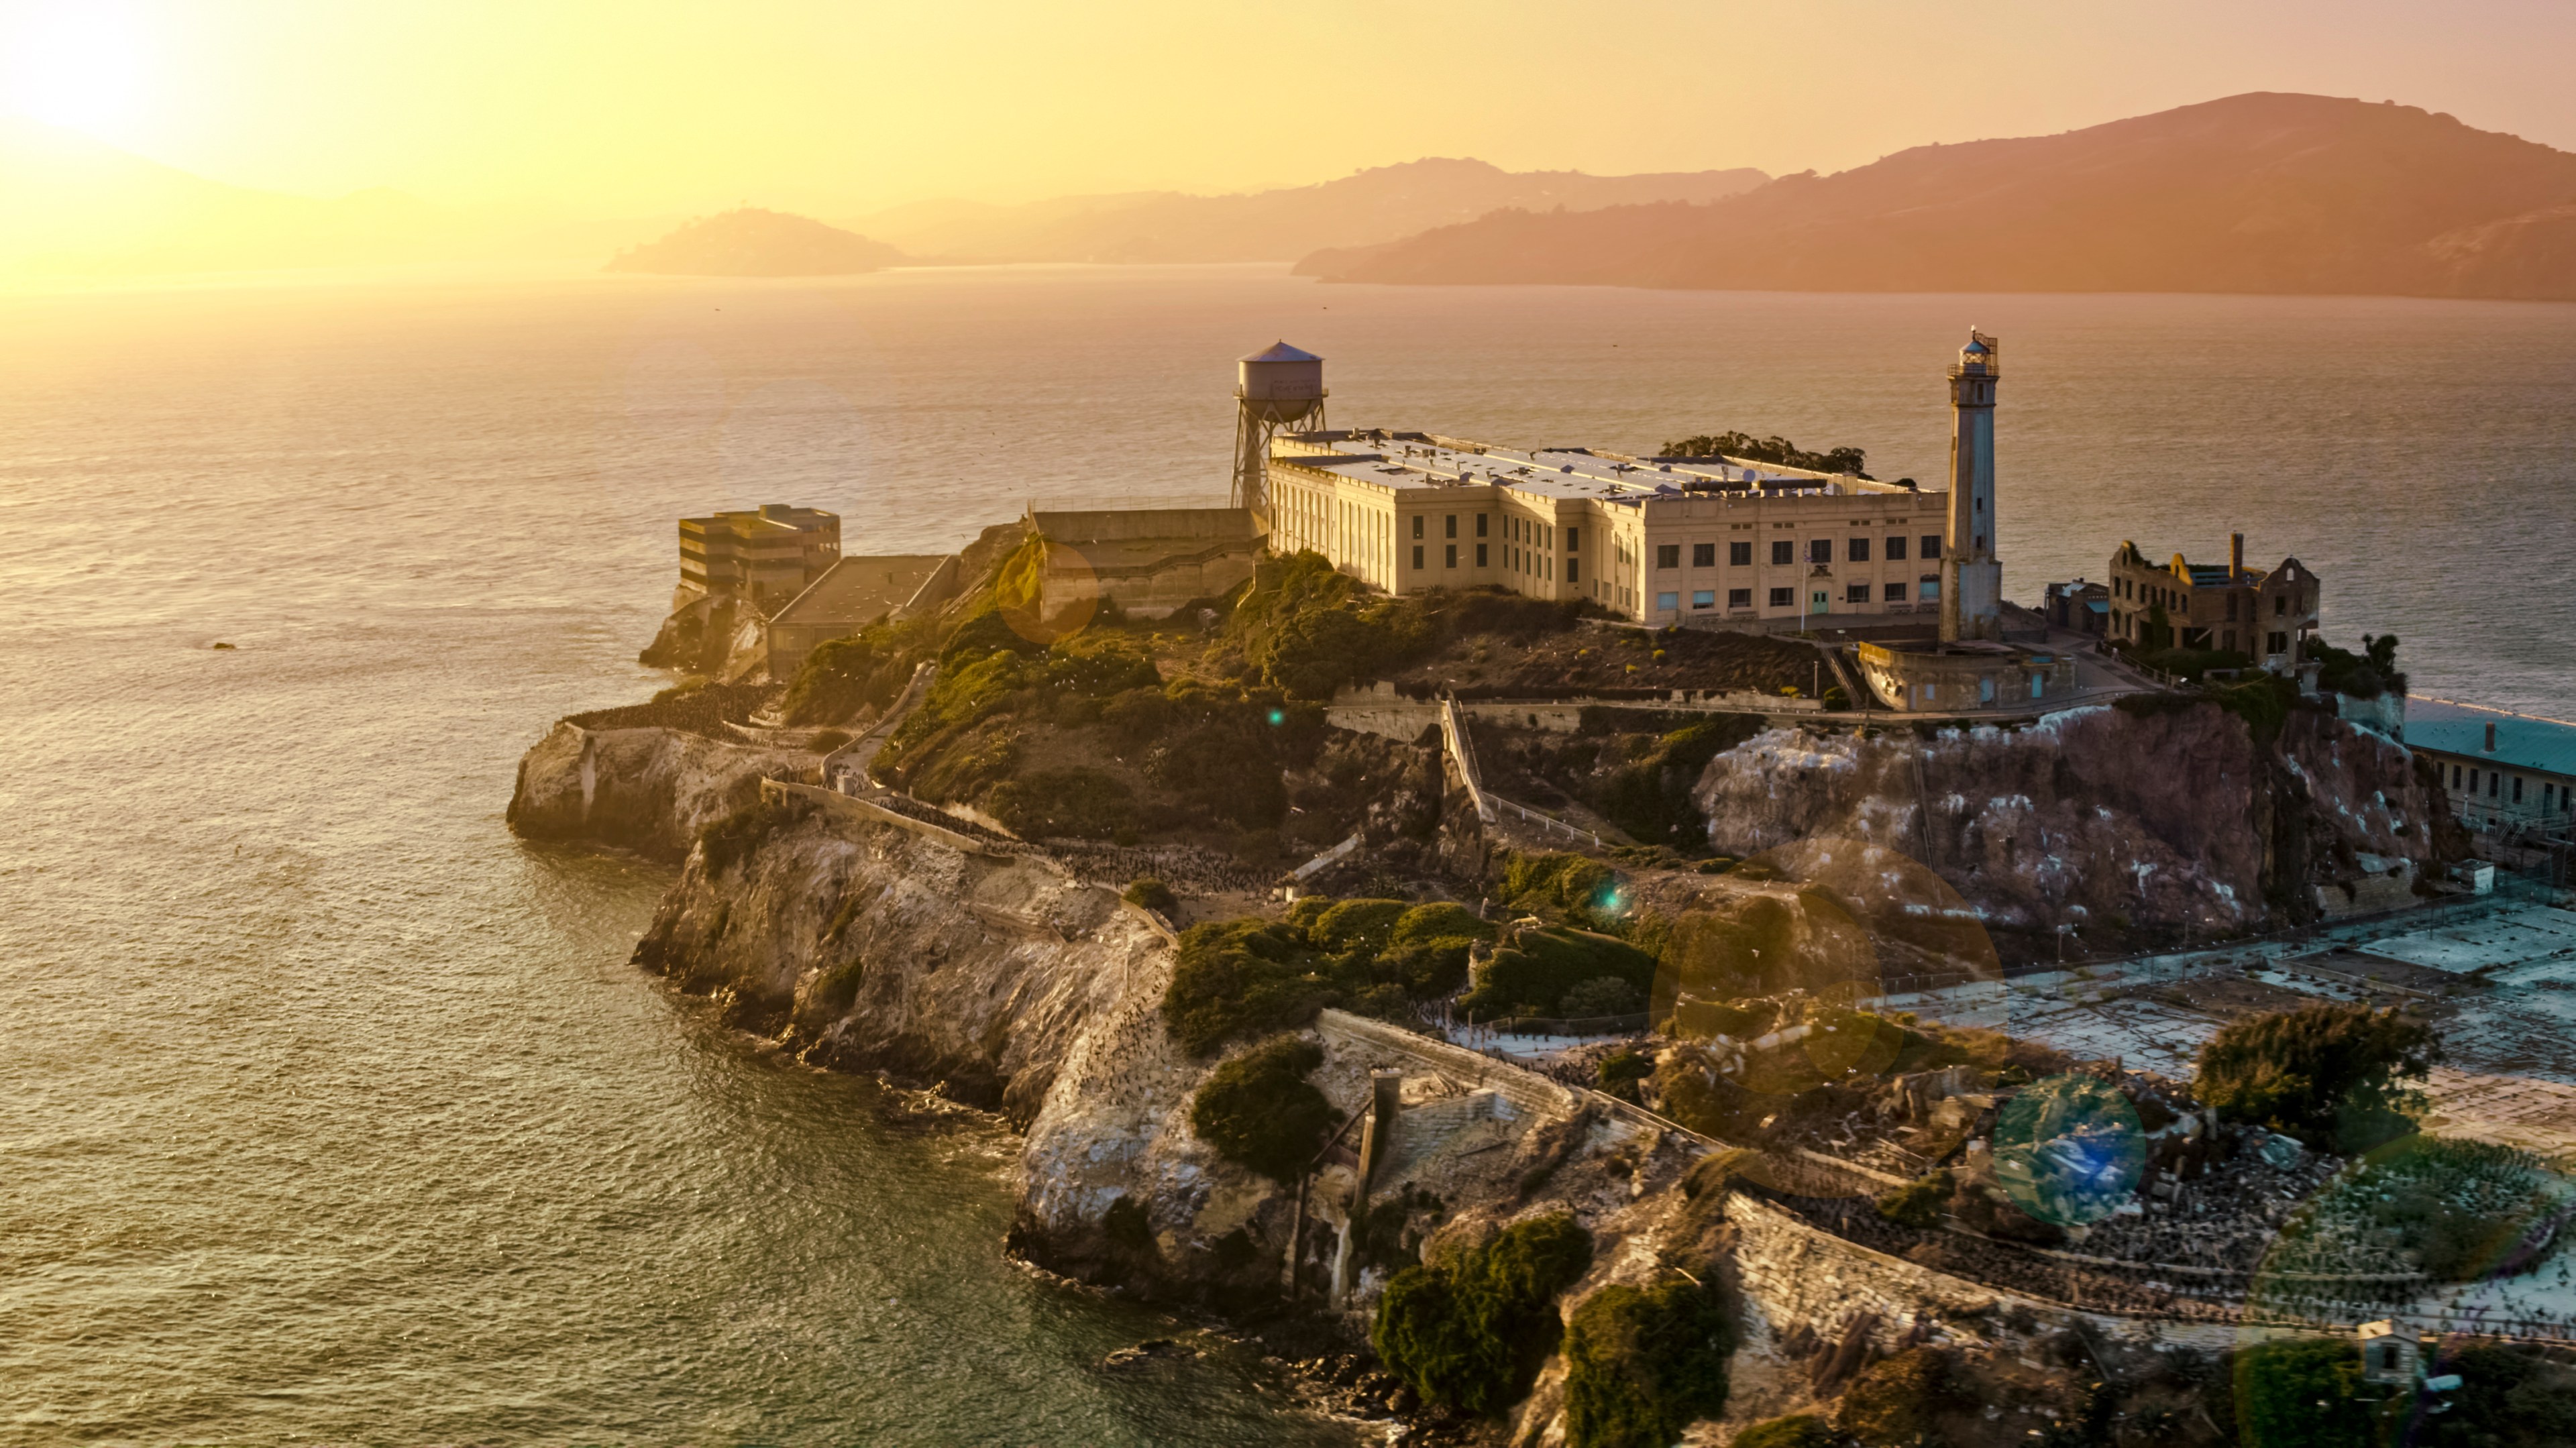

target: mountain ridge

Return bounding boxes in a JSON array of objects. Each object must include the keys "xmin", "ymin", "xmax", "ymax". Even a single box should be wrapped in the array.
[
  {"xmin": 845, "ymin": 156, "xmax": 1770, "ymax": 264},
  {"xmin": 1295, "ymin": 94, "xmax": 2576, "ymax": 300}
]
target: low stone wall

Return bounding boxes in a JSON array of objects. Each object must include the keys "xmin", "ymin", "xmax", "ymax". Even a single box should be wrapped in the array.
[{"xmin": 760, "ymin": 778, "xmax": 1012, "ymax": 858}]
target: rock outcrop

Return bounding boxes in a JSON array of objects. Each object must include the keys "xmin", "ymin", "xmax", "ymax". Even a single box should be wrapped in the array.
[
  {"xmin": 1693, "ymin": 700, "xmax": 2445, "ymax": 955},
  {"xmin": 506, "ymin": 720, "xmax": 808, "ymax": 861}
]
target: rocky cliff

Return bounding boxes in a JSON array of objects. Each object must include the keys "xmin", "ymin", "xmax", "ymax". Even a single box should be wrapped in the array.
[
  {"xmin": 506, "ymin": 718, "xmax": 809, "ymax": 861},
  {"xmin": 1693, "ymin": 700, "xmax": 2446, "ymax": 957}
]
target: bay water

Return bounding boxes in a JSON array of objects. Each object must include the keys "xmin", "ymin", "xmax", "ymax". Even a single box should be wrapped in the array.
[{"xmin": 1, "ymin": 263, "xmax": 2570, "ymax": 1444}]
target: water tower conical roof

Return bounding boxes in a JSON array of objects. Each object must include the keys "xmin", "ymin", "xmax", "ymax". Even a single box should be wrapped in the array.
[{"xmin": 1241, "ymin": 341, "xmax": 1322, "ymax": 363}]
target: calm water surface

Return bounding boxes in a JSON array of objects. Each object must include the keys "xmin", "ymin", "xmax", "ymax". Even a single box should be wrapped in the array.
[{"xmin": 1, "ymin": 265, "xmax": 2571, "ymax": 1444}]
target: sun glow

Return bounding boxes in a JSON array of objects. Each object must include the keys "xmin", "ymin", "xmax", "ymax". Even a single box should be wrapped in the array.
[{"xmin": 5, "ymin": 3, "xmax": 150, "ymax": 137}]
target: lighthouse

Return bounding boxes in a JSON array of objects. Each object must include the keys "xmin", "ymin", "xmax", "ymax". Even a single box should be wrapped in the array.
[{"xmin": 1940, "ymin": 328, "xmax": 2003, "ymax": 643}]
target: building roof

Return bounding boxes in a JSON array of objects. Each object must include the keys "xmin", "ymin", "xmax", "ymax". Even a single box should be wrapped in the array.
[
  {"xmin": 2404, "ymin": 698, "xmax": 2576, "ymax": 778},
  {"xmin": 1271, "ymin": 431, "xmax": 1933, "ymax": 508},
  {"xmin": 1242, "ymin": 341, "xmax": 1322, "ymax": 364},
  {"xmin": 769, "ymin": 553, "xmax": 947, "ymax": 628}
]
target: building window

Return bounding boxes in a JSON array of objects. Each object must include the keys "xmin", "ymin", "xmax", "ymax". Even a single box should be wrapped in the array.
[
  {"xmin": 1729, "ymin": 588, "xmax": 1752, "ymax": 608},
  {"xmin": 1445, "ymin": 514, "xmax": 1457, "ymax": 539},
  {"xmin": 1922, "ymin": 536, "xmax": 1942, "ymax": 560},
  {"xmin": 1730, "ymin": 541, "xmax": 1752, "ymax": 567},
  {"xmin": 2490, "ymin": 773, "xmax": 2501, "ymax": 799},
  {"xmin": 2275, "ymin": 595, "xmax": 2286, "ymax": 616},
  {"xmin": 1693, "ymin": 590, "xmax": 1715, "ymax": 609},
  {"xmin": 1768, "ymin": 587, "xmax": 1793, "ymax": 608},
  {"xmin": 1566, "ymin": 526, "xmax": 1580, "ymax": 551},
  {"xmin": 1808, "ymin": 539, "xmax": 1832, "ymax": 565},
  {"xmin": 1771, "ymin": 541, "xmax": 1794, "ymax": 565},
  {"xmin": 1847, "ymin": 537, "xmax": 1871, "ymax": 563},
  {"xmin": 1445, "ymin": 545, "xmax": 1457, "ymax": 568},
  {"xmin": 2453, "ymin": 765, "xmax": 2462, "ymax": 789},
  {"xmin": 2514, "ymin": 777, "xmax": 2524, "ymax": 803},
  {"xmin": 1919, "ymin": 575, "xmax": 1940, "ymax": 600},
  {"xmin": 1411, "ymin": 516, "xmax": 1423, "ymax": 539},
  {"xmin": 1412, "ymin": 545, "xmax": 1424, "ymax": 569},
  {"xmin": 1884, "ymin": 582, "xmax": 1907, "ymax": 602},
  {"xmin": 1845, "ymin": 583, "xmax": 1872, "ymax": 604},
  {"xmin": 1886, "ymin": 535, "xmax": 1908, "ymax": 561},
  {"xmin": 1656, "ymin": 591, "xmax": 1679, "ymax": 613},
  {"xmin": 1567, "ymin": 559, "xmax": 1580, "ymax": 583},
  {"xmin": 2225, "ymin": 594, "xmax": 2239, "ymax": 622},
  {"xmin": 1476, "ymin": 543, "xmax": 1489, "ymax": 567},
  {"xmin": 1693, "ymin": 543, "xmax": 1716, "ymax": 567},
  {"xmin": 1656, "ymin": 544, "xmax": 1680, "ymax": 569},
  {"xmin": 1477, "ymin": 514, "xmax": 1489, "ymax": 537}
]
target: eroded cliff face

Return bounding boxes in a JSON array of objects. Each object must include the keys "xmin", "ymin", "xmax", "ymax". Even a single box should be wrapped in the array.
[
  {"xmin": 1693, "ymin": 700, "xmax": 2443, "ymax": 954},
  {"xmin": 506, "ymin": 721, "xmax": 808, "ymax": 861},
  {"xmin": 631, "ymin": 803, "xmax": 1170, "ymax": 1124}
]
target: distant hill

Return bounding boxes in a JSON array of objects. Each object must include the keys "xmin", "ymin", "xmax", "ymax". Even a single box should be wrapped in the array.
[
  {"xmin": 606, "ymin": 209, "xmax": 908, "ymax": 276},
  {"xmin": 847, "ymin": 157, "xmax": 1769, "ymax": 264},
  {"xmin": 1295, "ymin": 95, "xmax": 2576, "ymax": 301}
]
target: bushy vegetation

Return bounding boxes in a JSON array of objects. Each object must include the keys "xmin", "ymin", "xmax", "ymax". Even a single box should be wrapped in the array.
[
  {"xmin": 1597, "ymin": 717, "xmax": 1764, "ymax": 846},
  {"xmin": 1833, "ymin": 1347, "xmax": 1961, "ymax": 1447},
  {"xmin": 1187, "ymin": 1035, "xmax": 1343, "ymax": 1183},
  {"xmin": 1162, "ymin": 900, "xmax": 1497, "ymax": 1054},
  {"xmin": 2270, "ymin": 1135, "xmax": 2568, "ymax": 1283},
  {"xmin": 1658, "ymin": 429, "xmax": 1870, "ymax": 478},
  {"xmin": 777, "ymin": 614, "xmax": 942, "ymax": 725},
  {"xmin": 1560, "ymin": 1276, "xmax": 1735, "ymax": 1448},
  {"xmin": 1874, "ymin": 1170, "xmax": 1952, "ymax": 1229},
  {"xmin": 1121, "ymin": 877, "xmax": 1178, "ymax": 915},
  {"xmin": 2195, "ymin": 1002, "xmax": 2441, "ymax": 1152},
  {"xmin": 984, "ymin": 765, "xmax": 1136, "ymax": 839},
  {"xmin": 1460, "ymin": 926, "xmax": 1657, "ymax": 1021},
  {"xmin": 1229, "ymin": 551, "xmax": 1440, "ymax": 699},
  {"xmin": 2412, "ymin": 1343, "xmax": 2576, "ymax": 1448},
  {"xmin": 2233, "ymin": 1337, "xmax": 2381, "ymax": 1448},
  {"xmin": 2309, "ymin": 633, "xmax": 2406, "ymax": 700},
  {"xmin": 1595, "ymin": 1050, "xmax": 1653, "ymax": 1104},
  {"xmin": 1371, "ymin": 1213, "xmax": 1594, "ymax": 1416},
  {"xmin": 1495, "ymin": 851, "xmax": 1629, "ymax": 929}
]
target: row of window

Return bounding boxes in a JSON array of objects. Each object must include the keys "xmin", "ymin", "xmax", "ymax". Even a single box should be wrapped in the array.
[
  {"xmin": 2449, "ymin": 763, "xmax": 2572, "ymax": 812},
  {"xmin": 1652, "ymin": 578, "xmax": 1943, "ymax": 612},
  {"xmin": 1652, "ymin": 535, "xmax": 1943, "ymax": 570},
  {"xmin": 1413, "ymin": 543, "xmax": 1575, "ymax": 579},
  {"xmin": 1402, "ymin": 512, "xmax": 1577, "ymax": 550}
]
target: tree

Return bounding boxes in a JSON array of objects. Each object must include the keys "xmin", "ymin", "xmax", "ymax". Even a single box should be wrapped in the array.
[
  {"xmin": 1373, "ymin": 1213, "xmax": 1593, "ymax": 1415},
  {"xmin": 1561, "ymin": 1277, "xmax": 1735, "ymax": 1448},
  {"xmin": 1187, "ymin": 1036, "xmax": 1342, "ymax": 1182},
  {"xmin": 2196, "ymin": 1003, "xmax": 2441, "ymax": 1151}
]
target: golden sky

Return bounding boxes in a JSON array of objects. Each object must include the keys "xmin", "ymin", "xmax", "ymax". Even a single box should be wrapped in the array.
[{"xmin": 7, "ymin": 0, "xmax": 2576, "ymax": 216}]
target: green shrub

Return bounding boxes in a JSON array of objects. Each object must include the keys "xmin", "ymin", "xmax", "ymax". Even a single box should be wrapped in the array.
[
  {"xmin": 1658, "ymin": 430, "xmax": 1868, "ymax": 477},
  {"xmin": 1729, "ymin": 1414, "xmax": 1833, "ymax": 1448},
  {"xmin": 808, "ymin": 728, "xmax": 852, "ymax": 754},
  {"xmin": 1498, "ymin": 851, "xmax": 1623, "ymax": 926},
  {"xmin": 1595, "ymin": 1050, "xmax": 1654, "ymax": 1105},
  {"xmin": 1189, "ymin": 1036, "xmax": 1342, "ymax": 1182},
  {"xmin": 1122, "ymin": 877, "xmax": 1179, "ymax": 915},
  {"xmin": 1595, "ymin": 717, "xmax": 1765, "ymax": 848},
  {"xmin": 810, "ymin": 956, "xmax": 866, "ymax": 1016},
  {"xmin": 1561, "ymin": 976, "xmax": 1644, "ymax": 1017},
  {"xmin": 1461, "ymin": 926, "xmax": 1656, "ymax": 1019},
  {"xmin": 2196, "ymin": 1003, "xmax": 2442, "ymax": 1151},
  {"xmin": 1163, "ymin": 920, "xmax": 1336, "ymax": 1055},
  {"xmin": 1561, "ymin": 1276, "xmax": 1735, "ymax": 1448},
  {"xmin": 2413, "ymin": 1343, "xmax": 2576, "ymax": 1448},
  {"xmin": 985, "ymin": 766, "xmax": 1136, "ymax": 839},
  {"xmin": 2271, "ymin": 1135, "xmax": 2567, "ymax": 1284},
  {"xmin": 1294, "ymin": 897, "xmax": 1412, "ymax": 954},
  {"xmin": 777, "ymin": 616, "xmax": 938, "ymax": 724},
  {"xmin": 2233, "ymin": 1337, "xmax": 2385, "ymax": 1448},
  {"xmin": 1372, "ymin": 1213, "xmax": 1593, "ymax": 1416},
  {"xmin": 1874, "ymin": 1170, "xmax": 1952, "ymax": 1229},
  {"xmin": 1834, "ymin": 1347, "xmax": 1960, "ymax": 1447},
  {"xmin": 1230, "ymin": 550, "xmax": 1438, "ymax": 698}
]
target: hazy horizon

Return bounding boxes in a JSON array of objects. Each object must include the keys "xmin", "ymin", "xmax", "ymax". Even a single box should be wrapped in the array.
[{"xmin": 9, "ymin": 1, "xmax": 2576, "ymax": 225}]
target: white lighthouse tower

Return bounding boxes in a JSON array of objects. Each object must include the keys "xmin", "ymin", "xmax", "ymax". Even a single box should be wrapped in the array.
[{"xmin": 1939, "ymin": 329, "xmax": 2003, "ymax": 643}]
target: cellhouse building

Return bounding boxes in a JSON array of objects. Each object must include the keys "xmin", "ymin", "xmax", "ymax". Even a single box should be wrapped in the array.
[{"xmin": 1248, "ymin": 331, "xmax": 2005, "ymax": 639}]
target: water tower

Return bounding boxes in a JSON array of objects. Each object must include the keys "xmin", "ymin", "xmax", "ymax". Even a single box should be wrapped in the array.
[{"xmin": 1230, "ymin": 341, "xmax": 1327, "ymax": 520}]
